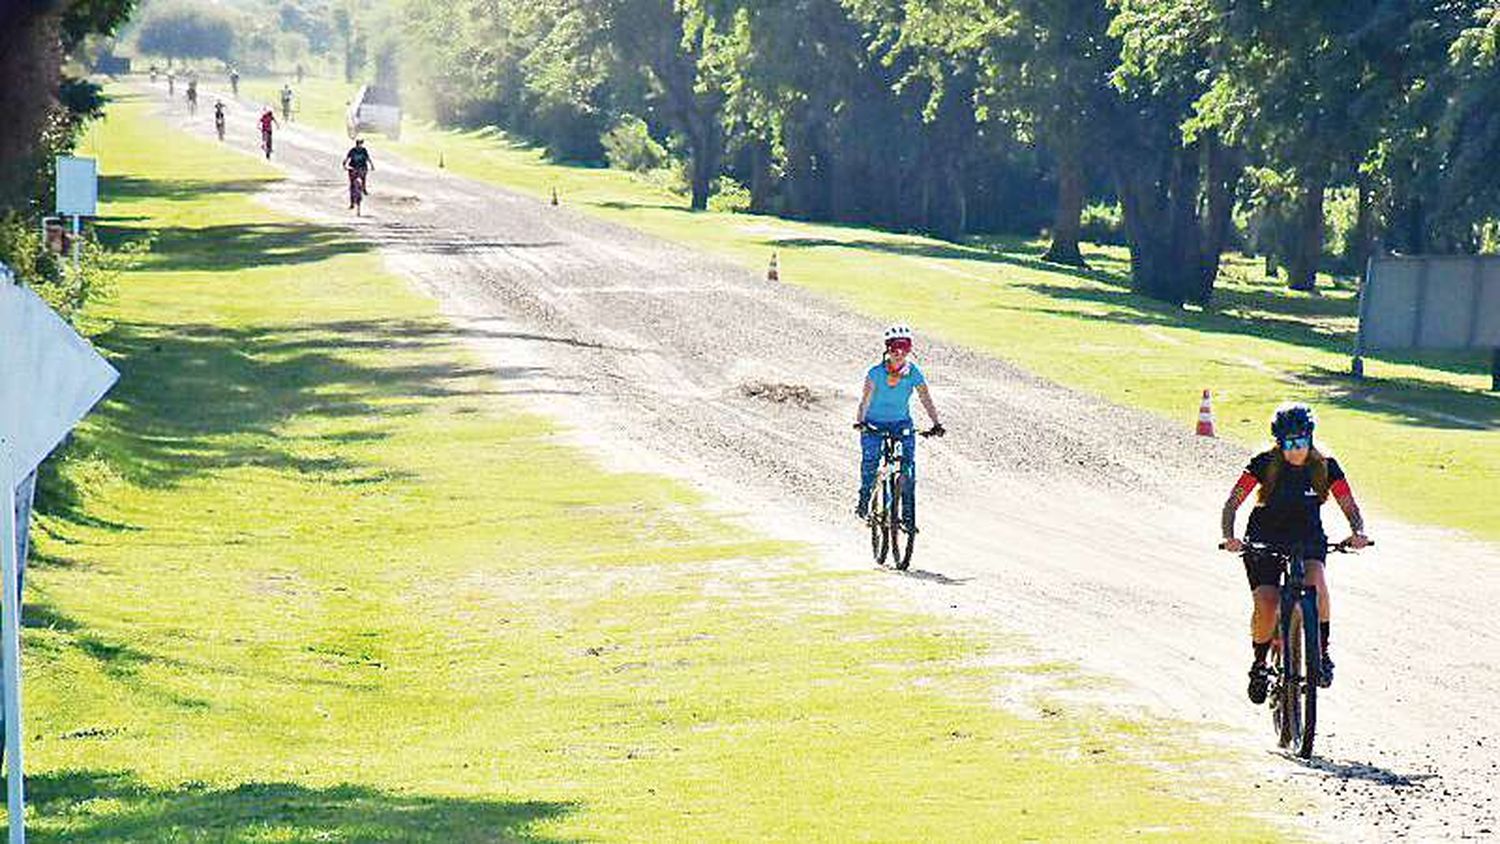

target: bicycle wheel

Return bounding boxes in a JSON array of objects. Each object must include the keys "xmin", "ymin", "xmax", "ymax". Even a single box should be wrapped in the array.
[
  {"xmin": 1296, "ymin": 596, "xmax": 1320, "ymax": 758},
  {"xmin": 869, "ymin": 478, "xmax": 888, "ymax": 565},
  {"xmin": 886, "ymin": 476, "xmax": 907, "ymax": 569},
  {"xmin": 1276, "ymin": 603, "xmax": 1303, "ymax": 750},
  {"xmin": 890, "ymin": 475, "xmax": 915, "ymax": 571}
]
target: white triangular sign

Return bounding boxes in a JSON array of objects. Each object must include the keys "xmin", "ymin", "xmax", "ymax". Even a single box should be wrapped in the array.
[{"xmin": 0, "ymin": 281, "xmax": 120, "ymax": 480}]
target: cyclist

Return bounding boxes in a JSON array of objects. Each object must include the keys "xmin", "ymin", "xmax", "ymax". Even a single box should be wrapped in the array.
[
  {"xmin": 167, "ymin": 71, "xmax": 175, "ymax": 96},
  {"xmin": 229, "ymin": 67, "xmax": 240, "ymax": 96},
  {"xmin": 343, "ymin": 138, "xmax": 373, "ymax": 207},
  {"xmin": 853, "ymin": 325, "xmax": 944, "ymax": 530},
  {"xmin": 280, "ymin": 84, "xmax": 294, "ymax": 121},
  {"xmin": 258, "ymin": 107, "xmax": 279, "ymax": 157},
  {"xmin": 186, "ymin": 78, "xmax": 198, "ymax": 114},
  {"xmin": 1220, "ymin": 402, "xmax": 1370, "ymax": 703},
  {"xmin": 213, "ymin": 100, "xmax": 226, "ymax": 140}
]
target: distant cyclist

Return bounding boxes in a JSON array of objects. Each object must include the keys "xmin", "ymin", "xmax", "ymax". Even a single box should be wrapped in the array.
[
  {"xmin": 280, "ymin": 84, "xmax": 294, "ymax": 121},
  {"xmin": 1220, "ymin": 402, "xmax": 1370, "ymax": 704},
  {"xmin": 258, "ymin": 108, "xmax": 279, "ymax": 158},
  {"xmin": 229, "ymin": 67, "xmax": 240, "ymax": 96},
  {"xmin": 853, "ymin": 325, "xmax": 944, "ymax": 530},
  {"xmin": 343, "ymin": 138, "xmax": 373, "ymax": 208},
  {"xmin": 213, "ymin": 100, "xmax": 226, "ymax": 141},
  {"xmin": 167, "ymin": 71, "xmax": 175, "ymax": 96},
  {"xmin": 186, "ymin": 78, "xmax": 198, "ymax": 114}
]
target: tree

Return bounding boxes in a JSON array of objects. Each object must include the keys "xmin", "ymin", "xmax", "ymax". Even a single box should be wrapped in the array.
[
  {"xmin": 1, "ymin": 0, "xmax": 137, "ymax": 213},
  {"xmin": 136, "ymin": 0, "xmax": 237, "ymax": 64},
  {"xmin": 1107, "ymin": 1, "xmax": 1237, "ymax": 305},
  {"xmin": 587, "ymin": 0, "xmax": 730, "ymax": 211}
]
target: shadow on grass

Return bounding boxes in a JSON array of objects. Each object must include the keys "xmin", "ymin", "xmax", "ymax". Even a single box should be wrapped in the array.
[
  {"xmin": 1302, "ymin": 367, "xmax": 1500, "ymax": 430},
  {"xmin": 19, "ymin": 771, "xmax": 575, "ymax": 842},
  {"xmin": 98, "ymin": 221, "xmax": 372, "ymax": 272},
  {"xmin": 34, "ymin": 318, "xmax": 570, "ymax": 532},
  {"xmin": 595, "ymin": 199, "xmax": 693, "ymax": 214},
  {"xmin": 763, "ymin": 235, "xmax": 1132, "ymax": 289},
  {"xmin": 100, "ymin": 175, "xmax": 272, "ymax": 203},
  {"xmin": 1011, "ymin": 280, "xmax": 1496, "ymax": 386}
]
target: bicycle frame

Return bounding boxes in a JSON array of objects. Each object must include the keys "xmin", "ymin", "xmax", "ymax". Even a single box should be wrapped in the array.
[
  {"xmin": 864, "ymin": 425, "xmax": 915, "ymax": 569},
  {"xmin": 1240, "ymin": 541, "xmax": 1328, "ymax": 758}
]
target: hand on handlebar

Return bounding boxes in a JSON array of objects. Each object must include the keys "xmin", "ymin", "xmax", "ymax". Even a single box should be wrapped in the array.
[
  {"xmin": 1338, "ymin": 534, "xmax": 1373, "ymax": 550},
  {"xmin": 922, "ymin": 423, "xmax": 946, "ymax": 438},
  {"xmin": 1219, "ymin": 537, "xmax": 1245, "ymax": 553}
]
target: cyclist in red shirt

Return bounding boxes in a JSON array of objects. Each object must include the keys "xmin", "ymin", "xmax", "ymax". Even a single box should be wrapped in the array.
[{"xmin": 258, "ymin": 108, "xmax": 279, "ymax": 158}]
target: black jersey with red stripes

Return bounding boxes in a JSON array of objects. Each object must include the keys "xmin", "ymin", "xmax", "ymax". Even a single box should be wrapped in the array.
[{"xmin": 1236, "ymin": 451, "xmax": 1349, "ymax": 544}]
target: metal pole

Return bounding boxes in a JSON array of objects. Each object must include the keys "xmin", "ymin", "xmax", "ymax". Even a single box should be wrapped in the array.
[
  {"xmin": 1492, "ymin": 348, "xmax": 1499, "ymax": 393},
  {"xmin": 70, "ymin": 215, "xmax": 81, "ymax": 280},
  {"xmin": 0, "ymin": 447, "xmax": 26, "ymax": 844}
]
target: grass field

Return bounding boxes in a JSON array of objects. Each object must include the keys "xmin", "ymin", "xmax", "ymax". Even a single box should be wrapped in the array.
[
  {"xmin": 232, "ymin": 73, "xmax": 1500, "ymax": 542},
  {"xmin": 6, "ymin": 88, "xmax": 1289, "ymax": 840}
]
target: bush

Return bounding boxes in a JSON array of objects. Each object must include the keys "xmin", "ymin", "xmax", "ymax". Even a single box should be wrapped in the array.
[
  {"xmin": 0, "ymin": 213, "xmax": 145, "ymax": 327},
  {"xmin": 1079, "ymin": 201, "xmax": 1127, "ymax": 246},
  {"xmin": 601, "ymin": 115, "xmax": 671, "ymax": 173},
  {"xmin": 708, "ymin": 177, "xmax": 751, "ymax": 214}
]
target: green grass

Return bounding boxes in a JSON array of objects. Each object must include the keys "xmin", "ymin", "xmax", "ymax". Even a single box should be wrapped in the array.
[
  {"xmin": 8, "ymin": 87, "xmax": 1291, "ymax": 840},
  {"xmin": 237, "ymin": 73, "xmax": 1500, "ymax": 542}
]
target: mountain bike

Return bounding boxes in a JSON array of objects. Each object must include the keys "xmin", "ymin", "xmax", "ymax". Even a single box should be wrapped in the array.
[
  {"xmin": 858, "ymin": 423, "xmax": 941, "ymax": 570},
  {"xmin": 215, "ymin": 114, "xmax": 225, "ymax": 142},
  {"xmin": 261, "ymin": 128, "xmax": 273, "ymax": 159},
  {"xmin": 1225, "ymin": 538, "xmax": 1370, "ymax": 759},
  {"xmin": 347, "ymin": 167, "xmax": 367, "ymax": 215}
]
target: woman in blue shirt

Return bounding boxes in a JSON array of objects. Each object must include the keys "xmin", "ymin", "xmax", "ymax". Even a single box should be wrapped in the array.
[{"xmin": 854, "ymin": 325, "xmax": 945, "ymax": 529}]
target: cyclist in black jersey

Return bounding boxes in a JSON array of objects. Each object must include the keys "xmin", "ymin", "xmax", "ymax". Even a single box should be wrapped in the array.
[
  {"xmin": 343, "ymin": 139, "xmax": 373, "ymax": 208},
  {"xmin": 1220, "ymin": 402, "xmax": 1370, "ymax": 703}
]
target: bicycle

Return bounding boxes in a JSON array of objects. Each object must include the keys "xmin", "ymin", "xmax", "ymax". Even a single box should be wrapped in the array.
[
  {"xmin": 1222, "ymin": 538, "xmax": 1370, "ymax": 758},
  {"xmin": 261, "ymin": 128, "xmax": 273, "ymax": 159},
  {"xmin": 347, "ymin": 167, "xmax": 367, "ymax": 215},
  {"xmin": 215, "ymin": 114, "xmax": 225, "ymax": 142},
  {"xmin": 858, "ymin": 423, "xmax": 940, "ymax": 570}
]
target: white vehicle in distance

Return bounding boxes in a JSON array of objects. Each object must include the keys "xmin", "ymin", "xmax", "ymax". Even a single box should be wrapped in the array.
[{"xmin": 347, "ymin": 84, "xmax": 401, "ymax": 140}]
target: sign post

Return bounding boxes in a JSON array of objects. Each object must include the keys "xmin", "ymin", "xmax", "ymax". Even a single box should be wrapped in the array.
[
  {"xmin": 0, "ymin": 275, "xmax": 119, "ymax": 843},
  {"xmin": 0, "ymin": 457, "xmax": 23, "ymax": 844}
]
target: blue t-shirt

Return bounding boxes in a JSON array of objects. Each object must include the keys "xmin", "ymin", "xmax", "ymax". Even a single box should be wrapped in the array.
[{"xmin": 864, "ymin": 362, "xmax": 926, "ymax": 423}]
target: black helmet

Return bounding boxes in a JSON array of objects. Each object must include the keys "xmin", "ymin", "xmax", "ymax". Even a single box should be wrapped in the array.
[{"xmin": 1270, "ymin": 402, "xmax": 1316, "ymax": 441}]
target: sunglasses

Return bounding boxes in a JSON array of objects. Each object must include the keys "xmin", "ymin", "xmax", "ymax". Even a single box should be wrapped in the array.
[{"xmin": 1280, "ymin": 435, "xmax": 1312, "ymax": 451}]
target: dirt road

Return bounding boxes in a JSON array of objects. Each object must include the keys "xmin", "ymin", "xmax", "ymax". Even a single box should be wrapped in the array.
[{"xmin": 154, "ymin": 85, "xmax": 1499, "ymax": 839}]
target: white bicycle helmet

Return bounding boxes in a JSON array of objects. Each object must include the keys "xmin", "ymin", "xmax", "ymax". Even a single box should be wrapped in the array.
[{"xmin": 883, "ymin": 324, "xmax": 913, "ymax": 344}]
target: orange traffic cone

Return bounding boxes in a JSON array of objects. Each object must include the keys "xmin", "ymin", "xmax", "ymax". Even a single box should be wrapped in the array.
[
  {"xmin": 767, "ymin": 251, "xmax": 780, "ymax": 282},
  {"xmin": 1196, "ymin": 389, "xmax": 1216, "ymax": 437}
]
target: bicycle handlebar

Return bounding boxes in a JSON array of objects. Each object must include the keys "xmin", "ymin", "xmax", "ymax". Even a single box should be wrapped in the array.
[
  {"xmin": 1218, "ymin": 539, "xmax": 1373, "ymax": 553},
  {"xmin": 854, "ymin": 422, "xmax": 945, "ymax": 438}
]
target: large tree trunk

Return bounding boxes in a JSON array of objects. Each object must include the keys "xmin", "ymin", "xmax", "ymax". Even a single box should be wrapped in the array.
[
  {"xmin": 1042, "ymin": 144, "xmax": 1087, "ymax": 267},
  {"xmin": 928, "ymin": 161, "xmax": 966, "ymax": 241},
  {"xmin": 0, "ymin": 8, "xmax": 62, "ymax": 212},
  {"xmin": 748, "ymin": 140, "xmax": 775, "ymax": 214},
  {"xmin": 1285, "ymin": 177, "xmax": 1326, "ymax": 292},
  {"xmin": 1114, "ymin": 136, "xmax": 1227, "ymax": 306}
]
